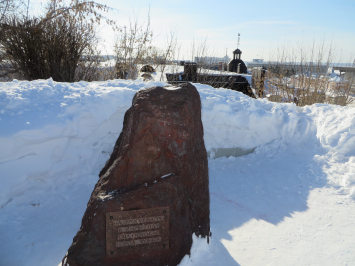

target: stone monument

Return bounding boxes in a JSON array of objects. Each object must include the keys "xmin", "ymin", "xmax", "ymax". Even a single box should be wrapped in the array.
[{"xmin": 63, "ymin": 83, "xmax": 210, "ymax": 266}]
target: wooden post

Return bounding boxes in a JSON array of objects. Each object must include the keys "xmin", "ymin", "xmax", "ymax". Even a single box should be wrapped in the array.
[{"xmin": 252, "ymin": 67, "xmax": 266, "ymax": 98}]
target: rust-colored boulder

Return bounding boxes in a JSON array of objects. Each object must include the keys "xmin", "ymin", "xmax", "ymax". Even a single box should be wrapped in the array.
[{"xmin": 64, "ymin": 83, "xmax": 210, "ymax": 266}]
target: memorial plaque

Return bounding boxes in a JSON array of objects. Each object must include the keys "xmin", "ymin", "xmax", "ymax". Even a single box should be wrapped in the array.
[
  {"xmin": 106, "ymin": 207, "xmax": 170, "ymax": 257},
  {"xmin": 65, "ymin": 85, "xmax": 209, "ymax": 266}
]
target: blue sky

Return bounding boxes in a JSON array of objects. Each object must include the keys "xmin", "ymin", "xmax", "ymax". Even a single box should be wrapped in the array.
[{"xmin": 33, "ymin": 0, "xmax": 355, "ymax": 62}]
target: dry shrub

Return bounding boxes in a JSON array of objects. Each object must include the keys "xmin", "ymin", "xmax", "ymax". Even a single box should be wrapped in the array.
[
  {"xmin": 265, "ymin": 41, "xmax": 354, "ymax": 106},
  {"xmin": 0, "ymin": 0, "xmax": 114, "ymax": 82}
]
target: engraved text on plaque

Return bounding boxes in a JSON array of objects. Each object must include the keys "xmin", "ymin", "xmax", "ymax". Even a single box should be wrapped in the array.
[{"xmin": 106, "ymin": 207, "xmax": 170, "ymax": 257}]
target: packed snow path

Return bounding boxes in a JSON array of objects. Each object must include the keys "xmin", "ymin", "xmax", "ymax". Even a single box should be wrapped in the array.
[{"xmin": 0, "ymin": 79, "xmax": 354, "ymax": 265}]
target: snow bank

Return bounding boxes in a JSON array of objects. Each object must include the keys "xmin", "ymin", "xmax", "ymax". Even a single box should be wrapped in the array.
[
  {"xmin": 1, "ymin": 78, "xmax": 355, "ymax": 209},
  {"xmin": 196, "ymin": 83, "xmax": 302, "ymax": 151},
  {"xmin": 0, "ymin": 78, "xmax": 301, "ymax": 149},
  {"xmin": 1, "ymin": 78, "xmax": 355, "ymax": 266},
  {"xmin": 306, "ymin": 105, "xmax": 355, "ymax": 198}
]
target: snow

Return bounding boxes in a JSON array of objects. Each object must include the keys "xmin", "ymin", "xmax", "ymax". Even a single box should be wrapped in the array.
[{"xmin": 0, "ymin": 78, "xmax": 355, "ymax": 266}]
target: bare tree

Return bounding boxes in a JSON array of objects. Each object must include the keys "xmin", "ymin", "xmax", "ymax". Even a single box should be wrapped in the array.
[
  {"xmin": 0, "ymin": 0, "xmax": 115, "ymax": 82},
  {"xmin": 0, "ymin": 0, "xmax": 19, "ymax": 22},
  {"xmin": 113, "ymin": 13, "xmax": 181, "ymax": 82},
  {"xmin": 114, "ymin": 13, "xmax": 153, "ymax": 80}
]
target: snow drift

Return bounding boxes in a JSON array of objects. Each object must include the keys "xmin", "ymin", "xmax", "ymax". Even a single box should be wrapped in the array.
[
  {"xmin": 1, "ymin": 78, "xmax": 355, "ymax": 208},
  {"xmin": 0, "ymin": 78, "xmax": 355, "ymax": 266}
]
